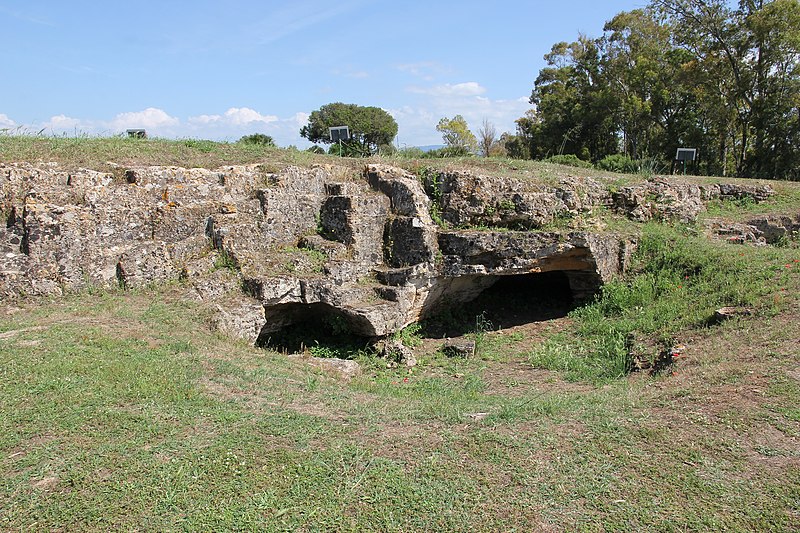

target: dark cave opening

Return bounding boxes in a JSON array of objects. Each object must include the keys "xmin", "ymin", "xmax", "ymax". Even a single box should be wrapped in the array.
[
  {"xmin": 255, "ymin": 302, "xmax": 372, "ymax": 357},
  {"xmin": 422, "ymin": 271, "xmax": 581, "ymax": 338}
]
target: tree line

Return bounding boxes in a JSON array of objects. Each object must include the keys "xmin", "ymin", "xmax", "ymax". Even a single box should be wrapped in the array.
[
  {"xmin": 503, "ymin": 0, "xmax": 800, "ymax": 180},
  {"xmin": 293, "ymin": 0, "xmax": 797, "ymax": 179}
]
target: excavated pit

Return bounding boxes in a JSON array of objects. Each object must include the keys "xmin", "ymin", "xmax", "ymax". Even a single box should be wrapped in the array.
[{"xmin": 421, "ymin": 271, "xmax": 585, "ymax": 337}]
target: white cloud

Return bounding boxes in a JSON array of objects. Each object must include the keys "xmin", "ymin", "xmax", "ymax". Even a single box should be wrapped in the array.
[
  {"xmin": 183, "ymin": 108, "xmax": 310, "ymax": 146},
  {"xmin": 12, "ymin": 107, "xmax": 310, "ymax": 148},
  {"xmin": 188, "ymin": 108, "xmax": 279, "ymax": 127},
  {"xmin": 222, "ymin": 107, "xmax": 278, "ymax": 125},
  {"xmin": 188, "ymin": 114, "xmax": 222, "ymax": 125},
  {"xmin": 249, "ymin": 0, "xmax": 366, "ymax": 45},
  {"xmin": 290, "ymin": 112, "xmax": 310, "ymax": 128},
  {"xmin": 44, "ymin": 114, "xmax": 84, "ymax": 131},
  {"xmin": 396, "ymin": 61, "xmax": 452, "ymax": 81},
  {"xmin": 110, "ymin": 107, "xmax": 180, "ymax": 132},
  {"xmin": 408, "ymin": 82, "xmax": 487, "ymax": 97},
  {"xmin": 389, "ymin": 92, "xmax": 532, "ymax": 146},
  {"xmin": 0, "ymin": 113, "xmax": 16, "ymax": 128}
]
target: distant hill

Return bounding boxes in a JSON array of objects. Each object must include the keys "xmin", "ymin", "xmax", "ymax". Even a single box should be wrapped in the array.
[{"xmin": 415, "ymin": 145, "xmax": 444, "ymax": 152}]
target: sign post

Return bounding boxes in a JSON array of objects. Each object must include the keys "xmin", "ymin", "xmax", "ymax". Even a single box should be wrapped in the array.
[
  {"xmin": 329, "ymin": 126, "xmax": 350, "ymax": 157},
  {"xmin": 675, "ymin": 148, "xmax": 697, "ymax": 176}
]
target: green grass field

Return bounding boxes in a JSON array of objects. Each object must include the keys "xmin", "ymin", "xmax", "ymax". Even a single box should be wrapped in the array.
[
  {"xmin": 1, "ymin": 136, "xmax": 799, "ymax": 530},
  {"xmin": 2, "ymin": 285, "xmax": 798, "ymax": 530}
]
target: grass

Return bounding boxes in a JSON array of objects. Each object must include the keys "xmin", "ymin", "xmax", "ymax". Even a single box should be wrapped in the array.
[
  {"xmin": 2, "ymin": 133, "xmax": 800, "ymax": 529},
  {"xmin": 0, "ymin": 134, "xmax": 326, "ymax": 172},
  {"xmin": 0, "ymin": 134, "xmax": 640, "ymax": 188},
  {"xmin": 529, "ymin": 222, "xmax": 800, "ymax": 382},
  {"xmin": 702, "ymin": 184, "xmax": 800, "ymax": 221},
  {"xmin": 1, "ymin": 287, "xmax": 799, "ymax": 530}
]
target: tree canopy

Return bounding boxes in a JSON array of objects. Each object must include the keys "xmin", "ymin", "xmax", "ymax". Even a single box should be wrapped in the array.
[
  {"xmin": 436, "ymin": 115, "xmax": 479, "ymax": 154},
  {"xmin": 300, "ymin": 102, "xmax": 398, "ymax": 156},
  {"xmin": 512, "ymin": 0, "xmax": 800, "ymax": 180}
]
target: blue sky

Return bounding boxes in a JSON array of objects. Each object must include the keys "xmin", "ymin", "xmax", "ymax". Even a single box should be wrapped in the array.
[{"xmin": 1, "ymin": 0, "xmax": 645, "ymax": 147}]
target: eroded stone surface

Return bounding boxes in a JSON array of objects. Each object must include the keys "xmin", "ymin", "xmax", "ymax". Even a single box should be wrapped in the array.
[
  {"xmin": 1, "ymin": 162, "xmax": 660, "ymax": 344},
  {"xmin": 705, "ymin": 213, "xmax": 798, "ymax": 245},
  {"xmin": 287, "ymin": 354, "xmax": 362, "ymax": 380},
  {"xmin": 425, "ymin": 170, "xmax": 610, "ymax": 229},
  {"xmin": 614, "ymin": 178, "xmax": 774, "ymax": 223}
]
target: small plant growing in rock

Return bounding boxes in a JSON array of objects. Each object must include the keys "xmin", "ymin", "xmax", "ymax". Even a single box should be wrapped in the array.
[
  {"xmin": 416, "ymin": 167, "xmax": 449, "ymax": 228},
  {"xmin": 775, "ymin": 230, "xmax": 799, "ymax": 248},
  {"xmin": 391, "ymin": 323, "xmax": 423, "ymax": 348},
  {"xmin": 213, "ymin": 249, "xmax": 238, "ymax": 272},
  {"xmin": 275, "ymin": 246, "xmax": 327, "ymax": 275},
  {"xmin": 499, "ymin": 199, "xmax": 515, "ymax": 211}
]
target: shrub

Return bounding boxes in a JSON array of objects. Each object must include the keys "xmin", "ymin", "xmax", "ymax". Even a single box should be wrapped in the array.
[
  {"xmin": 238, "ymin": 134, "xmax": 275, "ymax": 147},
  {"xmin": 183, "ymin": 139, "xmax": 217, "ymax": 153},
  {"xmin": 638, "ymin": 156, "xmax": 669, "ymax": 177},
  {"xmin": 328, "ymin": 142, "xmax": 369, "ymax": 157},
  {"xmin": 396, "ymin": 146, "xmax": 425, "ymax": 158},
  {"xmin": 377, "ymin": 143, "xmax": 397, "ymax": 156},
  {"xmin": 422, "ymin": 146, "xmax": 473, "ymax": 158},
  {"xmin": 596, "ymin": 154, "xmax": 639, "ymax": 173},
  {"xmin": 542, "ymin": 154, "xmax": 593, "ymax": 168}
]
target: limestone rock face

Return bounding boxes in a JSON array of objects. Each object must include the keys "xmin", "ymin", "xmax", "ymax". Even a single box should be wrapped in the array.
[
  {"xmin": 706, "ymin": 212, "xmax": 799, "ymax": 245},
  {"xmin": 746, "ymin": 213, "xmax": 799, "ymax": 244},
  {"xmin": 426, "ymin": 170, "xmax": 611, "ymax": 229},
  {"xmin": 612, "ymin": 178, "xmax": 775, "ymax": 223},
  {"xmin": 613, "ymin": 178, "xmax": 705, "ymax": 223},
  {"xmin": 2, "ymin": 162, "xmax": 642, "ymax": 343},
  {"xmin": 705, "ymin": 183, "xmax": 775, "ymax": 203}
]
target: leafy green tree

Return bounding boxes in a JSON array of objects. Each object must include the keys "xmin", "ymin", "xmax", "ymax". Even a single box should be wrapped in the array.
[
  {"xmin": 603, "ymin": 9, "xmax": 674, "ymax": 160},
  {"xmin": 511, "ymin": 109, "xmax": 546, "ymax": 159},
  {"xmin": 531, "ymin": 36, "xmax": 618, "ymax": 161},
  {"xmin": 654, "ymin": 0, "xmax": 800, "ymax": 178},
  {"xmin": 743, "ymin": 0, "xmax": 800, "ymax": 179},
  {"xmin": 300, "ymin": 102, "xmax": 398, "ymax": 156},
  {"xmin": 517, "ymin": 0, "xmax": 800, "ymax": 179},
  {"xmin": 499, "ymin": 132, "xmax": 528, "ymax": 160},
  {"xmin": 436, "ymin": 115, "xmax": 479, "ymax": 154}
]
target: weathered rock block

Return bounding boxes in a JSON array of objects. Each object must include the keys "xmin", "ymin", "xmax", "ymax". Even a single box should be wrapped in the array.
[{"xmin": 1, "ymin": 161, "xmax": 644, "ymax": 345}]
